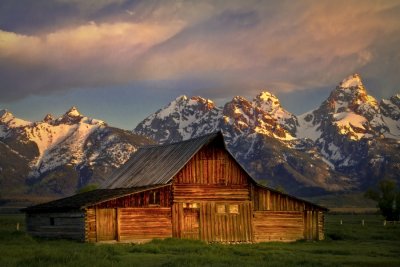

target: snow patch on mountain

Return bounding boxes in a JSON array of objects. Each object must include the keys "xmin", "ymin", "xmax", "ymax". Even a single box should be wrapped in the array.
[
  {"xmin": 339, "ymin": 73, "xmax": 363, "ymax": 88},
  {"xmin": 0, "ymin": 109, "xmax": 32, "ymax": 128},
  {"xmin": 333, "ymin": 112, "xmax": 367, "ymax": 140},
  {"xmin": 296, "ymin": 112, "xmax": 322, "ymax": 141}
]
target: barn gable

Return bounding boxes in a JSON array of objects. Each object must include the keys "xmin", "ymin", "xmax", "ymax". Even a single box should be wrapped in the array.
[{"xmin": 103, "ymin": 132, "xmax": 226, "ymax": 188}]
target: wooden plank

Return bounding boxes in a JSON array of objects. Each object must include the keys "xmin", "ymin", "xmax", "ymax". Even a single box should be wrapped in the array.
[
  {"xmin": 253, "ymin": 211, "xmax": 304, "ymax": 242},
  {"xmin": 118, "ymin": 208, "xmax": 172, "ymax": 242},
  {"xmin": 116, "ymin": 208, "xmax": 120, "ymax": 241}
]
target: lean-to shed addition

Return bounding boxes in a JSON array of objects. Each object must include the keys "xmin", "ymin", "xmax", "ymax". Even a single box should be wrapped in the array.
[{"xmin": 24, "ymin": 132, "xmax": 327, "ymax": 243}]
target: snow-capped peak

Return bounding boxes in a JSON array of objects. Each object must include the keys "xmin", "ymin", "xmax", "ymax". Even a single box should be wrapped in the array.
[
  {"xmin": 65, "ymin": 106, "xmax": 82, "ymax": 117},
  {"xmin": 328, "ymin": 73, "xmax": 377, "ymax": 110},
  {"xmin": 0, "ymin": 109, "xmax": 31, "ymax": 128},
  {"xmin": 54, "ymin": 106, "xmax": 85, "ymax": 125},
  {"xmin": 257, "ymin": 91, "xmax": 279, "ymax": 102},
  {"xmin": 254, "ymin": 91, "xmax": 281, "ymax": 112},
  {"xmin": 0, "ymin": 109, "xmax": 12, "ymax": 120},
  {"xmin": 339, "ymin": 73, "xmax": 364, "ymax": 89},
  {"xmin": 43, "ymin": 114, "xmax": 55, "ymax": 123}
]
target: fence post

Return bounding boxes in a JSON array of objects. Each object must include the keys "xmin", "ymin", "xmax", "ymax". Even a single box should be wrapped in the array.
[
  {"xmin": 16, "ymin": 222, "xmax": 20, "ymax": 231},
  {"xmin": 362, "ymin": 220, "xmax": 364, "ymax": 226},
  {"xmin": 340, "ymin": 219, "xmax": 343, "ymax": 225},
  {"xmin": 383, "ymin": 220, "xmax": 386, "ymax": 226}
]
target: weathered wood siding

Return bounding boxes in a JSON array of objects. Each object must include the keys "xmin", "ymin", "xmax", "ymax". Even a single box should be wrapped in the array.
[
  {"xmin": 173, "ymin": 184, "xmax": 249, "ymax": 202},
  {"xmin": 318, "ymin": 211, "xmax": 324, "ymax": 240},
  {"xmin": 172, "ymin": 202, "xmax": 253, "ymax": 243},
  {"xmin": 85, "ymin": 207, "xmax": 172, "ymax": 242},
  {"xmin": 26, "ymin": 212, "xmax": 85, "ymax": 241},
  {"xmin": 85, "ymin": 186, "xmax": 173, "ymax": 242},
  {"xmin": 253, "ymin": 211, "xmax": 304, "ymax": 242},
  {"xmin": 252, "ymin": 185, "xmax": 325, "ymax": 241},
  {"xmin": 171, "ymin": 143, "xmax": 254, "ymax": 243},
  {"xmin": 93, "ymin": 185, "xmax": 171, "ymax": 209},
  {"xmin": 304, "ymin": 210, "xmax": 324, "ymax": 240},
  {"xmin": 85, "ymin": 208, "xmax": 96, "ymax": 242},
  {"xmin": 119, "ymin": 208, "xmax": 172, "ymax": 242},
  {"xmin": 174, "ymin": 144, "xmax": 249, "ymax": 185},
  {"xmin": 96, "ymin": 208, "xmax": 117, "ymax": 241},
  {"xmin": 252, "ymin": 185, "xmax": 318, "ymax": 211}
]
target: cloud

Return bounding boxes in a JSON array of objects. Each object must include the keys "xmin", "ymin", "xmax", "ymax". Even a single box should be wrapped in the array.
[
  {"xmin": 0, "ymin": 21, "xmax": 183, "ymax": 100},
  {"xmin": 0, "ymin": 0, "xmax": 399, "ymax": 102}
]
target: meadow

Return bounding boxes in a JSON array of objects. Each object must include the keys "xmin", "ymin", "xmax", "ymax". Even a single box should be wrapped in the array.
[{"xmin": 0, "ymin": 213, "xmax": 399, "ymax": 267}]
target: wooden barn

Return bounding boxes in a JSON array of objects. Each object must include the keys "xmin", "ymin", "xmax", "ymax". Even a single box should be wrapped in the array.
[{"xmin": 24, "ymin": 132, "xmax": 327, "ymax": 243}]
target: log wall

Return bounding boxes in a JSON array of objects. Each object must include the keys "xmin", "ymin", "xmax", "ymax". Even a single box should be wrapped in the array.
[
  {"xmin": 253, "ymin": 211, "xmax": 304, "ymax": 242},
  {"xmin": 26, "ymin": 211, "xmax": 85, "ymax": 241}
]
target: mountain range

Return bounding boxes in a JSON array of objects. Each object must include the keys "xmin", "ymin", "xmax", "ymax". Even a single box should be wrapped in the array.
[
  {"xmin": 0, "ymin": 74, "xmax": 399, "ymax": 200},
  {"xmin": 134, "ymin": 74, "xmax": 400, "ymax": 195},
  {"xmin": 0, "ymin": 107, "xmax": 153, "ymax": 199}
]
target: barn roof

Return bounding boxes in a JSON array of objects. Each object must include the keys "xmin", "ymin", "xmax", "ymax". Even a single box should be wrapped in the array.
[
  {"xmin": 22, "ymin": 184, "xmax": 169, "ymax": 212},
  {"xmin": 102, "ymin": 132, "xmax": 226, "ymax": 188}
]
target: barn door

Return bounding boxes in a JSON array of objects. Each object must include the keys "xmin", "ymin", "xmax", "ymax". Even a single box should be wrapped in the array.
[
  {"xmin": 96, "ymin": 208, "xmax": 117, "ymax": 241},
  {"xmin": 182, "ymin": 208, "xmax": 200, "ymax": 239}
]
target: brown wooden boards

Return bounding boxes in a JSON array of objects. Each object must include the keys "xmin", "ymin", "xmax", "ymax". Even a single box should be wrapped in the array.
[
  {"xmin": 119, "ymin": 208, "xmax": 172, "ymax": 242},
  {"xmin": 173, "ymin": 202, "xmax": 253, "ymax": 243},
  {"xmin": 182, "ymin": 208, "xmax": 200, "ymax": 239},
  {"xmin": 253, "ymin": 211, "xmax": 304, "ymax": 242},
  {"xmin": 96, "ymin": 208, "xmax": 117, "ymax": 241}
]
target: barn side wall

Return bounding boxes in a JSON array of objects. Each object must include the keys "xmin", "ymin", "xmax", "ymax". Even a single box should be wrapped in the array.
[
  {"xmin": 85, "ymin": 186, "xmax": 173, "ymax": 243},
  {"xmin": 119, "ymin": 208, "xmax": 172, "ymax": 242},
  {"xmin": 85, "ymin": 207, "xmax": 172, "ymax": 243},
  {"xmin": 253, "ymin": 211, "xmax": 304, "ymax": 242},
  {"xmin": 26, "ymin": 211, "xmax": 85, "ymax": 241},
  {"xmin": 252, "ymin": 186, "xmax": 325, "ymax": 241}
]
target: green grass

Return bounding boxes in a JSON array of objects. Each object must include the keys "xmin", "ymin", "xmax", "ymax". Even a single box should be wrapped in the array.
[{"xmin": 0, "ymin": 214, "xmax": 399, "ymax": 267}]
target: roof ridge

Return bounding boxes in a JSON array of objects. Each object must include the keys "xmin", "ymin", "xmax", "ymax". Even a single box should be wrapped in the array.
[{"xmin": 140, "ymin": 131, "xmax": 222, "ymax": 149}]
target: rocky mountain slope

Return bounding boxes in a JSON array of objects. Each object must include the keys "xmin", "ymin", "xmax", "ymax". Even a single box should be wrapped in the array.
[
  {"xmin": 0, "ymin": 107, "xmax": 153, "ymax": 198},
  {"xmin": 133, "ymin": 74, "xmax": 400, "ymax": 195}
]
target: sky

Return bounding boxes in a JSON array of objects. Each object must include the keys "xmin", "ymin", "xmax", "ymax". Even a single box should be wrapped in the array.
[{"xmin": 0, "ymin": 0, "xmax": 399, "ymax": 129}]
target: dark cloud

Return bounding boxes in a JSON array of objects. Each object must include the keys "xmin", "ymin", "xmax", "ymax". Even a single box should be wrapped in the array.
[
  {"xmin": 0, "ymin": 0, "xmax": 399, "ymax": 106},
  {"xmin": 0, "ymin": 0, "xmax": 79, "ymax": 34}
]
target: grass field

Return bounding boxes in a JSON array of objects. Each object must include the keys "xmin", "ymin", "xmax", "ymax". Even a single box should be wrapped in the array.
[{"xmin": 0, "ymin": 213, "xmax": 399, "ymax": 267}]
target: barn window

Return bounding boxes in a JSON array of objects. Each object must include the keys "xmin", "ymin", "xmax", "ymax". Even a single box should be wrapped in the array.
[
  {"xmin": 229, "ymin": 204, "xmax": 239, "ymax": 214},
  {"xmin": 49, "ymin": 217, "xmax": 55, "ymax": 226},
  {"xmin": 216, "ymin": 204, "xmax": 226, "ymax": 214},
  {"xmin": 149, "ymin": 191, "xmax": 160, "ymax": 205}
]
